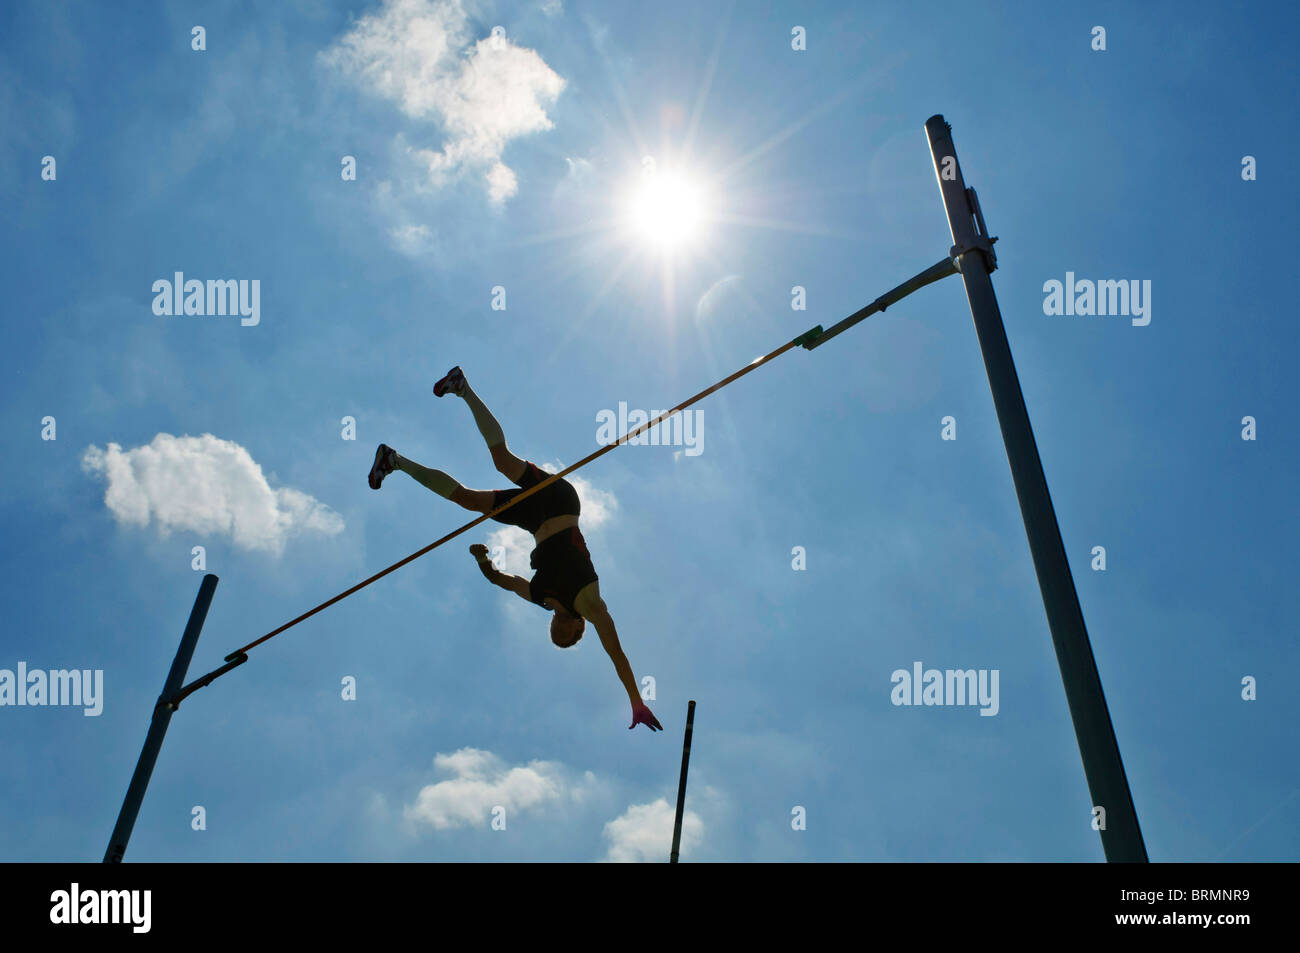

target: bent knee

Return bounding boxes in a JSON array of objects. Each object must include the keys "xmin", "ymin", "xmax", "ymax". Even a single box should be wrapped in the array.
[
  {"xmin": 452, "ymin": 487, "xmax": 495, "ymax": 512},
  {"xmin": 491, "ymin": 445, "xmax": 526, "ymax": 482}
]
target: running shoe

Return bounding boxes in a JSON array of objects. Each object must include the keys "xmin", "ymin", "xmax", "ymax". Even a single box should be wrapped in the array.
[
  {"xmin": 433, "ymin": 366, "xmax": 466, "ymax": 397},
  {"xmin": 369, "ymin": 443, "xmax": 397, "ymax": 489}
]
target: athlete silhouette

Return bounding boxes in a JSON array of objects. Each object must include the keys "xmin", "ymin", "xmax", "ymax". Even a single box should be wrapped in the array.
[{"xmin": 368, "ymin": 366, "xmax": 662, "ymax": 732}]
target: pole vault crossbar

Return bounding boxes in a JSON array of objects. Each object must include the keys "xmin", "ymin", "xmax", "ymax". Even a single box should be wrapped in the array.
[{"xmin": 174, "ymin": 263, "xmax": 946, "ymax": 707}]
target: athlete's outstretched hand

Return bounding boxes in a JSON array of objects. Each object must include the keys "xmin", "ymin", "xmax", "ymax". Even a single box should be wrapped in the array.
[
  {"xmin": 629, "ymin": 700, "xmax": 663, "ymax": 732},
  {"xmin": 469, "ymin": 543, "xmax": 489, "ymax": 561}
]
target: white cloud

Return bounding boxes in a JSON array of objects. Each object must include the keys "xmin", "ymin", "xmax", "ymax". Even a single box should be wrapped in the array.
[
  {"xmin": 389, "ymin": 221, "xmax": 436, "ymax": 255},
  {"xmin": 485, "ymin": 466, "xmax": 618, "ymax": 576},
  {"xmin": 566, "ymin": 473, "xmax": 618, "ymax": 528},
  {"xmin": 324, "ymin": 0, "xmax": 565, "ymax": 205},
  {"xmin": 486, "ymin": 524, "xmax": 534, "ymax": 576},
  {"xmin": 540, "ymin": 0, "xmax": 563, "ymax": 17},
  {"xmin": 81, "ymin": 433, "xmax": 343, "ymax": 556},
  {"xmin": 602, "ymin": 797, "xmax": 703, "ymax": 863},
  {"xmin": 405, "ymin": 747, "xmax": 598, "ymax": 830},
  {"xmin": 483, "ymin": 160, "xmax": 518, "ymax": 205}
]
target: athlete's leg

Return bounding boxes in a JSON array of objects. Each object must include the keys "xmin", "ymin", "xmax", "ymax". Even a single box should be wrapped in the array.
[
  {"xmin": 393, "ymin": 452, "xmax": 494, "ymax": 513},
  {"xmin": 459, "ymin": 379, "xmax": 527, "ymax": 483}
]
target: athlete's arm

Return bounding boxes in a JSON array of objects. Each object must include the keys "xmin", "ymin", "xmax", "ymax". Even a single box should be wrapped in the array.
[
  {"xmin": 469, "ymin": 545, "xmax": 532, "ymax": 602},
  {"xmin": 575, "ymin": 586, "xmax": 663, "ymax": 731}
]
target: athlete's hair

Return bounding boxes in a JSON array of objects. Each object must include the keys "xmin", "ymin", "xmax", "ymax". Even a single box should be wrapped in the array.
[{"xmin": 550, "ymin": 613, "xmax": 585, "ymax": 648}]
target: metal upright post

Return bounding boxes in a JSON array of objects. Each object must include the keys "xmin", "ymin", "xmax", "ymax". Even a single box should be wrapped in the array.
[
  {"xmin": 103, "ymin": 574, "xmax": 219, "ymax": 863},
  {"xmin": 670, "ymin": 700, "xmax": 696, "ymax": 863},
  {"xmin": 923, "ymin": 116, "xmax": 1147, "ymax": 862}
]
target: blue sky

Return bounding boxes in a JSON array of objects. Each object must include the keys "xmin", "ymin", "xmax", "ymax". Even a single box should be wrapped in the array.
[{"xmin": 1, "ymin": 0, "xmax": 1296, "ymax": 862}]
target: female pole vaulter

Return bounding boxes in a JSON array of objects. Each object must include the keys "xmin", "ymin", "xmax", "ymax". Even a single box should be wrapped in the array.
[{"xmin": 368, "ymin": 366, "xmax": 663, "ymax": 733}]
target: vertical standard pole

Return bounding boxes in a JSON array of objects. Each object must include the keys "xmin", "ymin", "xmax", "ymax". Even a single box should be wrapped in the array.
[
  {"xmin": 104, "ymin": 573, "xmax": 219, "ymax": 863},
  {"xmin": 923, "ymin": 116, "xmax": 1147, "ymax": 863},
  {"xmin": 669, "ymin": 699, "xmax": 696, "ymax": 863}
]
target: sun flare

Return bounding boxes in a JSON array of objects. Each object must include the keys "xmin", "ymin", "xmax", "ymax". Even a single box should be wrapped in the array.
[{"xmin": 624, "ymin": 168, "xmax": 709, "ymax": 250}]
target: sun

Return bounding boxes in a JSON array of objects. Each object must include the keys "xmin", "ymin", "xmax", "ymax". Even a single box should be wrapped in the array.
[{"xmin": 624, "ymin": 166, "xmax": 710, "ymax": 250}]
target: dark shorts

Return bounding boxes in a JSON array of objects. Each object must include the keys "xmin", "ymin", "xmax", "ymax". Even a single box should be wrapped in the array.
[
  {"xmin": 528, "ymin": 527, "xmax": 599, "ymax": 615},
  {"xmin": 491, "ymin": 461, "xmax": 580, "ymax": 534}
]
